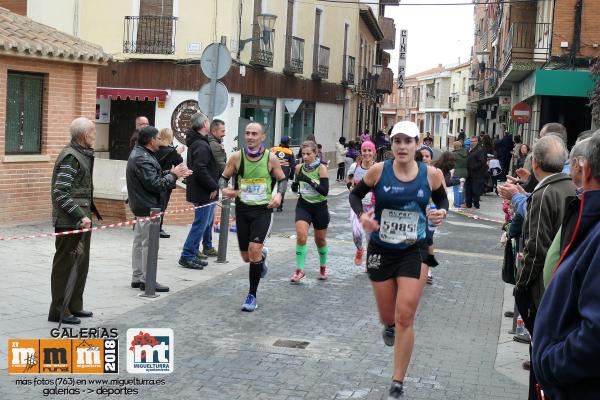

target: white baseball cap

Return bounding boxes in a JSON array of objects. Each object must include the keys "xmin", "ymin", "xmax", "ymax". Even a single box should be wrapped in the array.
[{"xmin": 390, "ymin": 121, "xmax": 420, "ymax": 139}]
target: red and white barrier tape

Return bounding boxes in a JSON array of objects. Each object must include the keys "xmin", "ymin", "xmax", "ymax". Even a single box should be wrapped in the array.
[
  {"xmin": 0, "ymin": 201, "xmax": 220, "ymax": 241},
  {"xmin": 449, "ymin": 207, "xmax": 504, "ymax": 225}
]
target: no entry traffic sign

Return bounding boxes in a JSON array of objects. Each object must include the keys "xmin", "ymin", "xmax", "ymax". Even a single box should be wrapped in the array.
[{"xmin": 511, "ymin": 102, "xmax": 532, "ymax": 124}]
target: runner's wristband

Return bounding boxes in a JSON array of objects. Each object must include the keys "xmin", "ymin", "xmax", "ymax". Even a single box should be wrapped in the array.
[
  {"xmin": 218, "ymin": 175, "xmax": 230, "ymax": 189},
  {"xmin": 276, "ymin": 178, "xmax": 288, "ymax": 194}
]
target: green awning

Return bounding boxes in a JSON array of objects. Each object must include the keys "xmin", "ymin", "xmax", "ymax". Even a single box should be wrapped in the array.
[{"xmin": 534, "ymin": 69, "xmax": 594, "ymax": 98}]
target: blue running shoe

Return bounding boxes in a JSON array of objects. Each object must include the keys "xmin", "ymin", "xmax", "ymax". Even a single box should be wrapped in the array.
[
  {"xmin": 241, "ymin": 294, "xmax": 257, "ymax": 312},
  {"xmin": 261, "ymin": 247, "xmax": 269, "ymax": 278},
  {"xmin": 382, "ymin": 325, "xmax": 395, "ymax": 346}
]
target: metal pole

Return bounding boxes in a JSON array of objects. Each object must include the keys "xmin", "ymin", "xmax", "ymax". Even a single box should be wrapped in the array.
[
  {"xmin": 140, "ymin": 208, "xmax": 161, "ymax": 298},
  {"xmin": 216, "ymin": 199, "xmax": 231, "ymax": 263},
  {"xmin": 207, "ymin": 45, "xmax": 220, "ymax": 120}
]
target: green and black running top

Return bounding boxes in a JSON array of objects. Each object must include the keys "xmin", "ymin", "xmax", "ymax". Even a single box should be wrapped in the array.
[
  {"xmin": 298, "ymin": 165, "xmax": 327, "ymax": 204},
  {"xmin": 234, "ymin": 149, "xmax": 273, "ymax": 208}
]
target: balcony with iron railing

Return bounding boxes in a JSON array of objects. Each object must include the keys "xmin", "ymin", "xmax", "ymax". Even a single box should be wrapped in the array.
[
  {"xmin": 490, "ymin": 4, "xmax": 503, "ymax": 43},
  {"xmin": 284, "ymin": 35, "xmax": 304, "ymax": 74},
  {"xmin": 476, "ymin": 80, "xmax": 485, "ymax": 98},
  {"xmin": 502, "ymin": 22, "xmax": 551, "ymax": 72},
  {"xmin": 342, "ymin": 55, "xmax": 355, "ymax": 86},
  {"xmin": 485, "ymin": 71, "xmax": 498, "ymax": 96},
  {"xmin": 312, "ymin": 45, "xmax": 330, "ymax": 80},
  {"xmin": 250, "ymin": 23, "xmax": 275, "ymax": 68},
  {"xmin": 123, "ymin": 16, "xmax": 177, "ymax": 54},
  {"xmin": 480, "ymin": 28, "xmax": 489, "ymax": 51},
  {"xmin": 359, "ymin": 67, "xmax": 372, "ymax": 93}
]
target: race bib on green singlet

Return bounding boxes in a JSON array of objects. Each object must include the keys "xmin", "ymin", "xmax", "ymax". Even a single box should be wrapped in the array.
[
  {"xmin": 240, "ymin": 178, "xmax": 268, "ymax": 202},
  {"xmin": 299, "ymin": 181, "xmax": 319, "ymax": 197},
  {"xmin": 379, "ymin": 209, "xmax": 419, "ymax": 244}
]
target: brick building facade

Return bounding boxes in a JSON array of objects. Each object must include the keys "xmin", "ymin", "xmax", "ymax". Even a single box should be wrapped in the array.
[
  {"xmin": 0, "ymin": 7, "xmax": 108, "ymax": 224},
  {"xmin": 469, "ymin": 0, "xmax": 599, "ymax": 144}
]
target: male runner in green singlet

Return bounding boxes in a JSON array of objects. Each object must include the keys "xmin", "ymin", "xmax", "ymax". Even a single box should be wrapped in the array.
[{"xmin": 220, "ymin": 122, "xmax": 287, "ymax": 311}]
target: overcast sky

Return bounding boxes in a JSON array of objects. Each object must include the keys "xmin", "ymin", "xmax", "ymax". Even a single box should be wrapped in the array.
[{"xmin": 385, "ymin": 1, "xmax": 475, "ymax": 76}]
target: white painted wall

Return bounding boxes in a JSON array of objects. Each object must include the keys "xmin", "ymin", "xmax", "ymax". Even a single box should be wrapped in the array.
[
  {"xmin": 154, "ymin": 90, "xmax": 241, "ymax": 156},
  {"xmin": 314, "ymin": 102, "xmax": 344, "ymax": 162},
  {"xmin": 27, "ymin": 0, "xmax": 78, "ymax": 36}
]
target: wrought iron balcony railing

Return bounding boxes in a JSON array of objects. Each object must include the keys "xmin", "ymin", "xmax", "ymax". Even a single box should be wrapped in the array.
[
  {"xmin": 502, "ymin": 22, "xmax": 551, "ymax": 71},
  {"xmin": 342, "ymin": 55, "xmax": 355, "ymax": 85},
  {"xmin": 123, "ymin": 16, "xmax": 177, "ymax": 55},
  {"xmin": 312, "ymin": 45, "xmax": 330, "ymax": 80},
  {"xmin": 284, "ymin": 35, "xmax": 304, "ymax": 74}
]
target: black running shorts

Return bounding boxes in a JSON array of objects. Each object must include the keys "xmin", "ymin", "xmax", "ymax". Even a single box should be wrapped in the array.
[
  {"xmin": 295, "ymin": 198, "xmax": 329, "ymax": 230},
  {"xmin": 366, "ymin": 241, "xmax": 428, "ymax": 282},
  {"xmin": 235, "ymin": 206, "xmax": 273, "ymax": 252}
]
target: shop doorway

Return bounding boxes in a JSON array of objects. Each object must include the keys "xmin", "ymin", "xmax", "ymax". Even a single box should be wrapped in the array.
[
  {"xmin": 109, "ymin": 99, "xmax": 155, "ymax": 160},
  {"xmin": 540, "ymin": 96, "xmax": 592, "ymax": 148}
]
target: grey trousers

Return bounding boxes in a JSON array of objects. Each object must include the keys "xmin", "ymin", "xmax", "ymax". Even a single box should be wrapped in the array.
[{"xmin": 132, "ymin": 217, "xmax": 154, "ymax": 283}]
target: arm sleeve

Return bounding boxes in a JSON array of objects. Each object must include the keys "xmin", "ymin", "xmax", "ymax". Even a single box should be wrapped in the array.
[
  {"xmin": 288, "ymin": 154, "xmax": 296, "ymax": 180},
  {"xmin": 512, "ymin": 193, "xmax": 529, "ymax": 218},
  {"xmin": 52, "ymin": 155, "xmax": 86, "ymax": 221},
  {"xmin": 310, "ymin": 177, "xmax": 329, "ymax": 196},
  {"xmin": 277, "ymin": 177, "xmax": 288, "ymax": 194},
  {"xmin": 431, "ymin": 184, "xmax": 449, "ymax": 211},
  {"xmin": 191, "ymin": 142, "xmax": 219, "ymax": 192},
  {"xmin": 349, "ymin": 179, "xmax": 370, "ymax": 216},
  {"xmin": 535, "ymin": 246, "xmax": 600, "ymax": 386}
]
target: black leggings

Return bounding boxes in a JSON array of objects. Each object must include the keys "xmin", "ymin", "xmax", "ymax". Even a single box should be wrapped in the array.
[{"xmin": 336, "ymin": 162, "xmax": 345, "ymax": 180}]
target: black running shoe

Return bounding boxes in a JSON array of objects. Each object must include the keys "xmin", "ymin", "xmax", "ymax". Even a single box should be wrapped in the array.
[
  {"xmin": 388, "ymin": 381, "xmax": 404, "ymax": 399},
  {"xmin": 382, "ymin": 325, "xmax": 395, "ymax": 346}
]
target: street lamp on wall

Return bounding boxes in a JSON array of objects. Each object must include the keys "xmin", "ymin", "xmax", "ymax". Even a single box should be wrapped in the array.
[{"xmin": 239, "ymin": 13, "xmax": 277, "ymax": 50}]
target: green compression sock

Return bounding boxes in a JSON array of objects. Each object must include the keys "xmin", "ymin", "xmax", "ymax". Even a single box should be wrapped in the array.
[
  {"xmin": 296, "ymin": 244, "xmax": 308, "ymax": 271},
  {"xmin": 317, "ymin": 245, "xmax": 328, "ymax": 266}
]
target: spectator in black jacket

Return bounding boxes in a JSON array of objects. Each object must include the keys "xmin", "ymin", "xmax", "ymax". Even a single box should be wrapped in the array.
[
  {"xmin": 127, "ymin": 126, "xmax": 191, "ymax": 292},
  {"xmin": 156, "ymin": 127, "xmax": 184, "ymax": 238},
  {"xmin": 465, "ymin": 136, "xmax": 487, "ymax": 209},
  {"xmin": 179, "ymin": 112, "xmax": 220, "ymax": 270}
]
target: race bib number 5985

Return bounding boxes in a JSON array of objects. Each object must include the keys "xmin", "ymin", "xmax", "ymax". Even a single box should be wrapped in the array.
[{"xmin": 379, "ymin": 209, "xmax": 419, "ymax": 244}]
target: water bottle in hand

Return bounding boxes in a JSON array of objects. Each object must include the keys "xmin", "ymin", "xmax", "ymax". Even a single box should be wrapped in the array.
[{"xmin": 427, "ymin": 204, "xmax": 437, "ymax": 232}]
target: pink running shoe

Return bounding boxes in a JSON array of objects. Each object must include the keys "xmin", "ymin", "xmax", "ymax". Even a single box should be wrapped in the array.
[
  {"xmin": 290, "ymin": 269, "xmax": 305, "ymax": 283},
  {"xmin": 318, "ymin": 266, "xmax": 328, "ymax": 280},
  {"xmin": 354, "ymin": 248, "xmax": 364, "ymax": 266}
]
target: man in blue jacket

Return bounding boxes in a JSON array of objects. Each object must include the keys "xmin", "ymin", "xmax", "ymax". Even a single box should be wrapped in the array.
[
  {"xmin": 532, "ymin": 132, "xmax": 600, "ymax": 400},
  {"xmin": 179, "ymin": 112, "xmax": 220, "ymax": 270}
]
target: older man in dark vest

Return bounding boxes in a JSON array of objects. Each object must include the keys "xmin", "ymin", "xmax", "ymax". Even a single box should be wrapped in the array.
[{"xmin": 49, "ymin": 117, "xmax": 101, "ymax": 325}]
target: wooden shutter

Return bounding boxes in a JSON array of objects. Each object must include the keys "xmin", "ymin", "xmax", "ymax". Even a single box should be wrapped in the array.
[
  {"xmin": 5, "ymin": 73, "xmax": 43, "ymax": 154},
  {"xmin": 137, "ymin": 0, "xmax": 174, "ymax": 54}
]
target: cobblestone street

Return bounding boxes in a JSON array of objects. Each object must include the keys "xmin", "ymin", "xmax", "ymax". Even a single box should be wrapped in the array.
[{"xmin": 1, "ymin": 192, "xmax": 527, "ymax": 399}]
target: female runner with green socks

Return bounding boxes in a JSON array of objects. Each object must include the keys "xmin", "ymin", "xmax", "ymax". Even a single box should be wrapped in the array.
[{"xmin": 290, "ymin": 141, "xmax": 330, "ymax": 283}]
